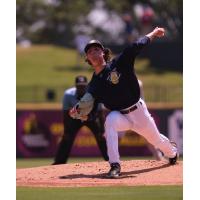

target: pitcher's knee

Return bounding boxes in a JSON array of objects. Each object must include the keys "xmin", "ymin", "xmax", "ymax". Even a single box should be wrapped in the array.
[{"xmin": 105, "ymin": 111, "xmax": 120, "ymax": 131}]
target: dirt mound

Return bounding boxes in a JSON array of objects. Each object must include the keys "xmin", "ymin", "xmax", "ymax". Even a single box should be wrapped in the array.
[{"xmin": 16, "ymin": 160, "xmax": 182, "ymax": 187}]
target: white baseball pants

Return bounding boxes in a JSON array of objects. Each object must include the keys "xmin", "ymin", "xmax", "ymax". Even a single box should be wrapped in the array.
[{"xmin": 104, "ymin": 98, "xmax": 177, "ymax": 164}]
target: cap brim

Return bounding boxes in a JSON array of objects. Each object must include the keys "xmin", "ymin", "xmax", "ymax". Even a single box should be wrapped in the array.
[{"xmin": 84, "ymin": 43, "xmax": 104, "ymax": 53}]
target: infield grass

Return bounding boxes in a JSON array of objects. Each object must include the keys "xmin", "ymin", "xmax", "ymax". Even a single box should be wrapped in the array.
[{"xmin": 17, "ymin": 185, "xmax": 183, "ymax": 200}]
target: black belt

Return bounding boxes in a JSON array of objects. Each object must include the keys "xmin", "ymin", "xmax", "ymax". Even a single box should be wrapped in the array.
[{"xmin": 120, "ymin": 101, "xmax": 142, "ymax": 114}]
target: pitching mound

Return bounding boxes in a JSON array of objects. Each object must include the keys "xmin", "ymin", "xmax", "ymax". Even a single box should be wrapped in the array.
[{"xmin": 16, "ymin": 160, "xmax": 182, "ymax": 187}]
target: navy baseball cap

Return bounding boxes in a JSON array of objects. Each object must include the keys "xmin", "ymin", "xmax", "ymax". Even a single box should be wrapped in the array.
[
  {"xmin": 84, "ymin": 40, "xmax": 104, "ymax": 53},
  {"xmin": 75, "ymin": 75, "xmax": 88, "ymax": 85}
]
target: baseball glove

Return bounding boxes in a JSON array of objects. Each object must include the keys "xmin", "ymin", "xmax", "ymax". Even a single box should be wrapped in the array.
[{"xmin": 69, "ymin": 92, "xmax": 94, "ymax": 120}]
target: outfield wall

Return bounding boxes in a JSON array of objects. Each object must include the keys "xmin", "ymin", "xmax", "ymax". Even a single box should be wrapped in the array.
[{"xmin": 16, "ymin": 103, "xmax": 183, "ymax": 158}]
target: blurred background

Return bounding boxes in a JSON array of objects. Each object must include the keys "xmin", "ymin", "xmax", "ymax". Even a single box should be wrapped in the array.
[{"xmin": 16, "ymin": 0, "xmax": 182, "ymax": 167}]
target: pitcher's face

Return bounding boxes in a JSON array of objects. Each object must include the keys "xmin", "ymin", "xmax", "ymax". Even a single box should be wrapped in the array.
[{"xmin": 86, "ymin": 46, "xmax": 105, "ymax": 66}]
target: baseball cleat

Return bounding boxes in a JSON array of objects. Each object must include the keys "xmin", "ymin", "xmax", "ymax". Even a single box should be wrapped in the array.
[
  {"xmin": 169, "ymin": 141, "xmax": 179, "ymax": 165},
  {"xmin": 106, "ymin": 163, "xmax": 121, "ymax": 178},
  {"xmin": 169, "ymin": 153, "xmax": 178, "ymax": 165}
]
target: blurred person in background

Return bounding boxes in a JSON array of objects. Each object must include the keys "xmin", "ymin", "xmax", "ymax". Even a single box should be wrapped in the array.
[
  {"xmin": 52, "ymin": 75, "xmax": 108, "ymax": 165},
  {"xmin": 140, "ymin": 5, "xmax": 155, "ymax": 35},
  {"xmin": 140, "ymin": 6, "xmax": 155, "ymax": 35},
  {"xmin": 122, "ymin": 13, "xmax": 138, "ymax": 44},
  {"xmin": 122, "ymin": 13, "xmax": 134, "ymax": 44}
]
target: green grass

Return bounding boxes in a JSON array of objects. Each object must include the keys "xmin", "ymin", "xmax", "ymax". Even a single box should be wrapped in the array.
[
  {"xmin": 16, "ymin": 45, "xmax": 182, "ymax": 102},
  {"xmin": 17, "ymin": 45, "xmax": 90, "ymax": 87},
  {"xmin": 16, "ymin": 186, "xmax": 183, "ymax": 200}
]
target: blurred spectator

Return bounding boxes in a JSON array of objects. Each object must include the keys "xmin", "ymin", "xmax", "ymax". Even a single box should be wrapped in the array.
[
  {"xmin": 140, "ymin": 6, "xmax": 155, "ymax": 35},
  {"xmin": 134, "ymin": 3, "xmax": 155, "ymax": 36},
  {"xmin": 122, "ymin": 13, "xmax": 134, "ymax": 44},
  {"xmin": 16, "ymin": 1, "xmax": 182, "ymax": 45}
]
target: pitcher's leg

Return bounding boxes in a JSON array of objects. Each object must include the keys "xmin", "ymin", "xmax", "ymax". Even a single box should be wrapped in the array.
[
  {"xmin": 159, "ymin": 133, "xmax": 178, "ymax": 157},
  {"xmin": 105, "ymin": 126, "xmax": 120, "ymax": 164},
  {"xmin": 131, "ymin": 100, "xmax": 178, "ymax": 159},
  {"xmin": 142, "ymin": 119, "xmax": 177, "ymax": 158},
  {"xmin": 104, "ymin": 111, "xmax": 132, "ymax": 164}
]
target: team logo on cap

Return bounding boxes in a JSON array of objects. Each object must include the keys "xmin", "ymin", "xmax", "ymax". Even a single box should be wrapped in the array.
[{"xmin": 107, "ymin": 69, "xmax": 121, "ymax": 84}]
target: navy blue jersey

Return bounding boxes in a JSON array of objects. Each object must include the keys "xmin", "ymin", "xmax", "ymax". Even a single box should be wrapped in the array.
[{"xmin": 87, "ymin": 36, "xmax": 150, "ymax": 110}]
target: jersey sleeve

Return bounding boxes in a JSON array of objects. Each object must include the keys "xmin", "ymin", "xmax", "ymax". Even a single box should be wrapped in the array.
[
  {"xmin": 116, "ymin": 36, "xmax": 150, "ymax": 66},
  {"xmin": 129, "ymin": 36, "xmax": 150, "ymax": 56}
]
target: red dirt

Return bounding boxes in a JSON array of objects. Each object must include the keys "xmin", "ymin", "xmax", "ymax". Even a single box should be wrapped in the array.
[{"xmin": 16, "ymin": 160, "xmax": 182, "ymax": 187}]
